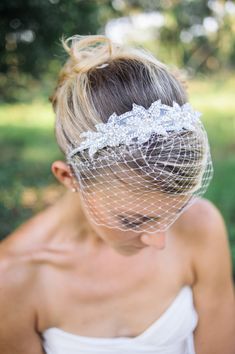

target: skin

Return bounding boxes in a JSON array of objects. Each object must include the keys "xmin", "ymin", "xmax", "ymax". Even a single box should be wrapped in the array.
[{"xmin": 0, "ymin": 159, "xmax": 235, "ymax": 354}]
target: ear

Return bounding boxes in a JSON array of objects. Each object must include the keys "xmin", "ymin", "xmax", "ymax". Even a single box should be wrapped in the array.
[{"xmin": 51, "ymin": 160, "xmax": 79, "ymax": 191}]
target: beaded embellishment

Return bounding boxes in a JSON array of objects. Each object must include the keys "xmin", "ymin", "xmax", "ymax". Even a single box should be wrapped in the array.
[{"xmin": 66, "ymin": 99, "xmax": 202, "ymax": 160}]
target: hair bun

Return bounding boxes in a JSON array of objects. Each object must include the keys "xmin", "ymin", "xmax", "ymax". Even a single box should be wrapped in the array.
[{"xmin": 62, "ymin": 34, "xmax": 117, "ymax": 75}]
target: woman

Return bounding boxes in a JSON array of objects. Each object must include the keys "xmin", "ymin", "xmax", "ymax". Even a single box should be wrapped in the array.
[{"xmin": 0, "ymin": 34, "xmax": 234, "ymax": 354}]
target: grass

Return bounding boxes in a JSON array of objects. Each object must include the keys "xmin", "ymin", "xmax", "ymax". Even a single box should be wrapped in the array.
[{"xmin": 0, "ymin": 72, "xmax": 235, "ymax": 278}]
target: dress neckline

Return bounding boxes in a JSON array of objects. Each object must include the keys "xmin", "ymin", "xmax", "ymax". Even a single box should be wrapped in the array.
[{"xmin": 42, "ymin": 285, "xmax": 192, "ymax": 343}]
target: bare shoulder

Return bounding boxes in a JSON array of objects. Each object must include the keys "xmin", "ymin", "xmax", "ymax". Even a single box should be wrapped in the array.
[
  {"xmin": 181, "ymin": 197, "xmax": 234, "ymax": 285},
  {"xmin": 175, "ymin": 200, "xmax": 235, "ymax": 353},
  {"xmin": 174, "ymin": 197, "xmax": 229, "ymax": 247},
  {"xmin": 175, "ymin": 198, "xmax": 235, "ymax": 353},
  {"xmin": 0, "ymin": 243, "xmax": 46, "ymax": 353},
  {"xmin": 0, "ymin": 228, "xmax": 40, "ymax": 306},
  {"xmin": 0, "ymin": 201, "xmax": 63, "ymax": 353},
  {"xmin": 0, "ymin": 206, "xmax": 54, "ymax": 323},
  {"xmin": 173, "ymin": 197, "xmax": 234, "ymax": 287},
  {"xmin": 179, "ymin": 197, "xmax": 234, "ymax": 280}
]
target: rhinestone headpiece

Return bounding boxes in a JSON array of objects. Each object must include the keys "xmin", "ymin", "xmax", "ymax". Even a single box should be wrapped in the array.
[{"xmin": 66, "ymin": 99, "xmax": 202, "ymax": 160}]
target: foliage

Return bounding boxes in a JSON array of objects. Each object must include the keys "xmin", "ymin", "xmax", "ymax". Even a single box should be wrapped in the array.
[
  {"xmin": 1, "ymin": 0, "xmax": 235, "ymax": 102},
  {"xmin": 0, "ymin": 0, "xmax": 117, "ymax": 101}
]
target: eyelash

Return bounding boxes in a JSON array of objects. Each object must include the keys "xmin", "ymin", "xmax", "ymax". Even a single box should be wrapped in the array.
[
  {"xmin": 120, "ymin": 217, "xmax": 154, "ymax": 229},
  {"xmin": 121, "ymin": 220, "xmax": 142, "ymax": 229}
]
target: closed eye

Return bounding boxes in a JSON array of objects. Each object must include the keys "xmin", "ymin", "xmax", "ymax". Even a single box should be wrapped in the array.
[
  {"xmin": 118, "ymin": 214, "xmax": 160, "ymax": 229},
  {"xmin": 117, "ymin": 204, "xmax": 187, "ymax": 229},
  {"xmin": 119, "ymin": 218, "xmax": 144, "ymax": 229}
]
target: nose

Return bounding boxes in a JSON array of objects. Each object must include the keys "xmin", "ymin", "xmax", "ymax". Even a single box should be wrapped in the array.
[{"xmin": 140, "ymin": 232, "xmax": 166, "ymax": 249}]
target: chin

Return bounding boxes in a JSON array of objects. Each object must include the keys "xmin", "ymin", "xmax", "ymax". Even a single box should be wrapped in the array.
[{"xmin": 115, "ymin": 244, "xmax": 146, "ymax": 256}]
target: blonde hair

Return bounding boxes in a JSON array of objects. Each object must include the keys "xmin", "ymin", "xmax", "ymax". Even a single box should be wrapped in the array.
[
  {"xmin": 51, "ymin": 34, "xmax": 208, "ymax": 194},
  {"xmin": 51, "ymin": 34, "xmax": 188, "ymax": 153}
]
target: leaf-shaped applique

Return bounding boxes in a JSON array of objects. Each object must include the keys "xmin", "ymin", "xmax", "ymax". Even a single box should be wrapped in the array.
[{"xmin": 67, "ymin": 100, "xmax": 202, "ymax": 159}]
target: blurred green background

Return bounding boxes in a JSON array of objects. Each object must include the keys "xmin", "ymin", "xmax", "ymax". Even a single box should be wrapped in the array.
[{"xmin": 0, "ymin": 0, "xmax": 235, "ymax": 279}]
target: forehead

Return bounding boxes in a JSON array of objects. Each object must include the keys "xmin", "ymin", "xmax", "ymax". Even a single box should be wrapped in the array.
[
  {"xmin": 93, "ymin": 185, "xmax": 185, "ymax": 206},
  {"xmin": 77, "ymin": 163, "xmax": 193, "ymax": 232}
]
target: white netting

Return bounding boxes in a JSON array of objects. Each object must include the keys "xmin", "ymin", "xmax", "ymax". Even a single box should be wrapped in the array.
[{"xmin": 65, "ymin": 100, "xmax": 213, "ymax": 234}]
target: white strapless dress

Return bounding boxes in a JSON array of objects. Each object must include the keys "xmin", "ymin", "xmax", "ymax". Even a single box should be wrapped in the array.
[{"xmin": 41, "ymin": 285, "xmax": 198, "ymax": 354}]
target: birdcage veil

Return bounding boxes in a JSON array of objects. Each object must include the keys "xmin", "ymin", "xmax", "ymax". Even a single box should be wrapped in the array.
[{"xmin": 65, "ymin": 99, "xmax": 213, "ymax": 234}]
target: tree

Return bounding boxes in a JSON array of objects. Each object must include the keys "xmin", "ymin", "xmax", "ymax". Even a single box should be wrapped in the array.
[{"xmin": 0, "ymin": 0, "xmax": 117, "ymax": 101}]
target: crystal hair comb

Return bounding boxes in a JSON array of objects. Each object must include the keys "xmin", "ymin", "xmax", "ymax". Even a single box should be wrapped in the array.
[{"xmin": 66, "ymin": 99, "xmax": 202, "ymax": 160}]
